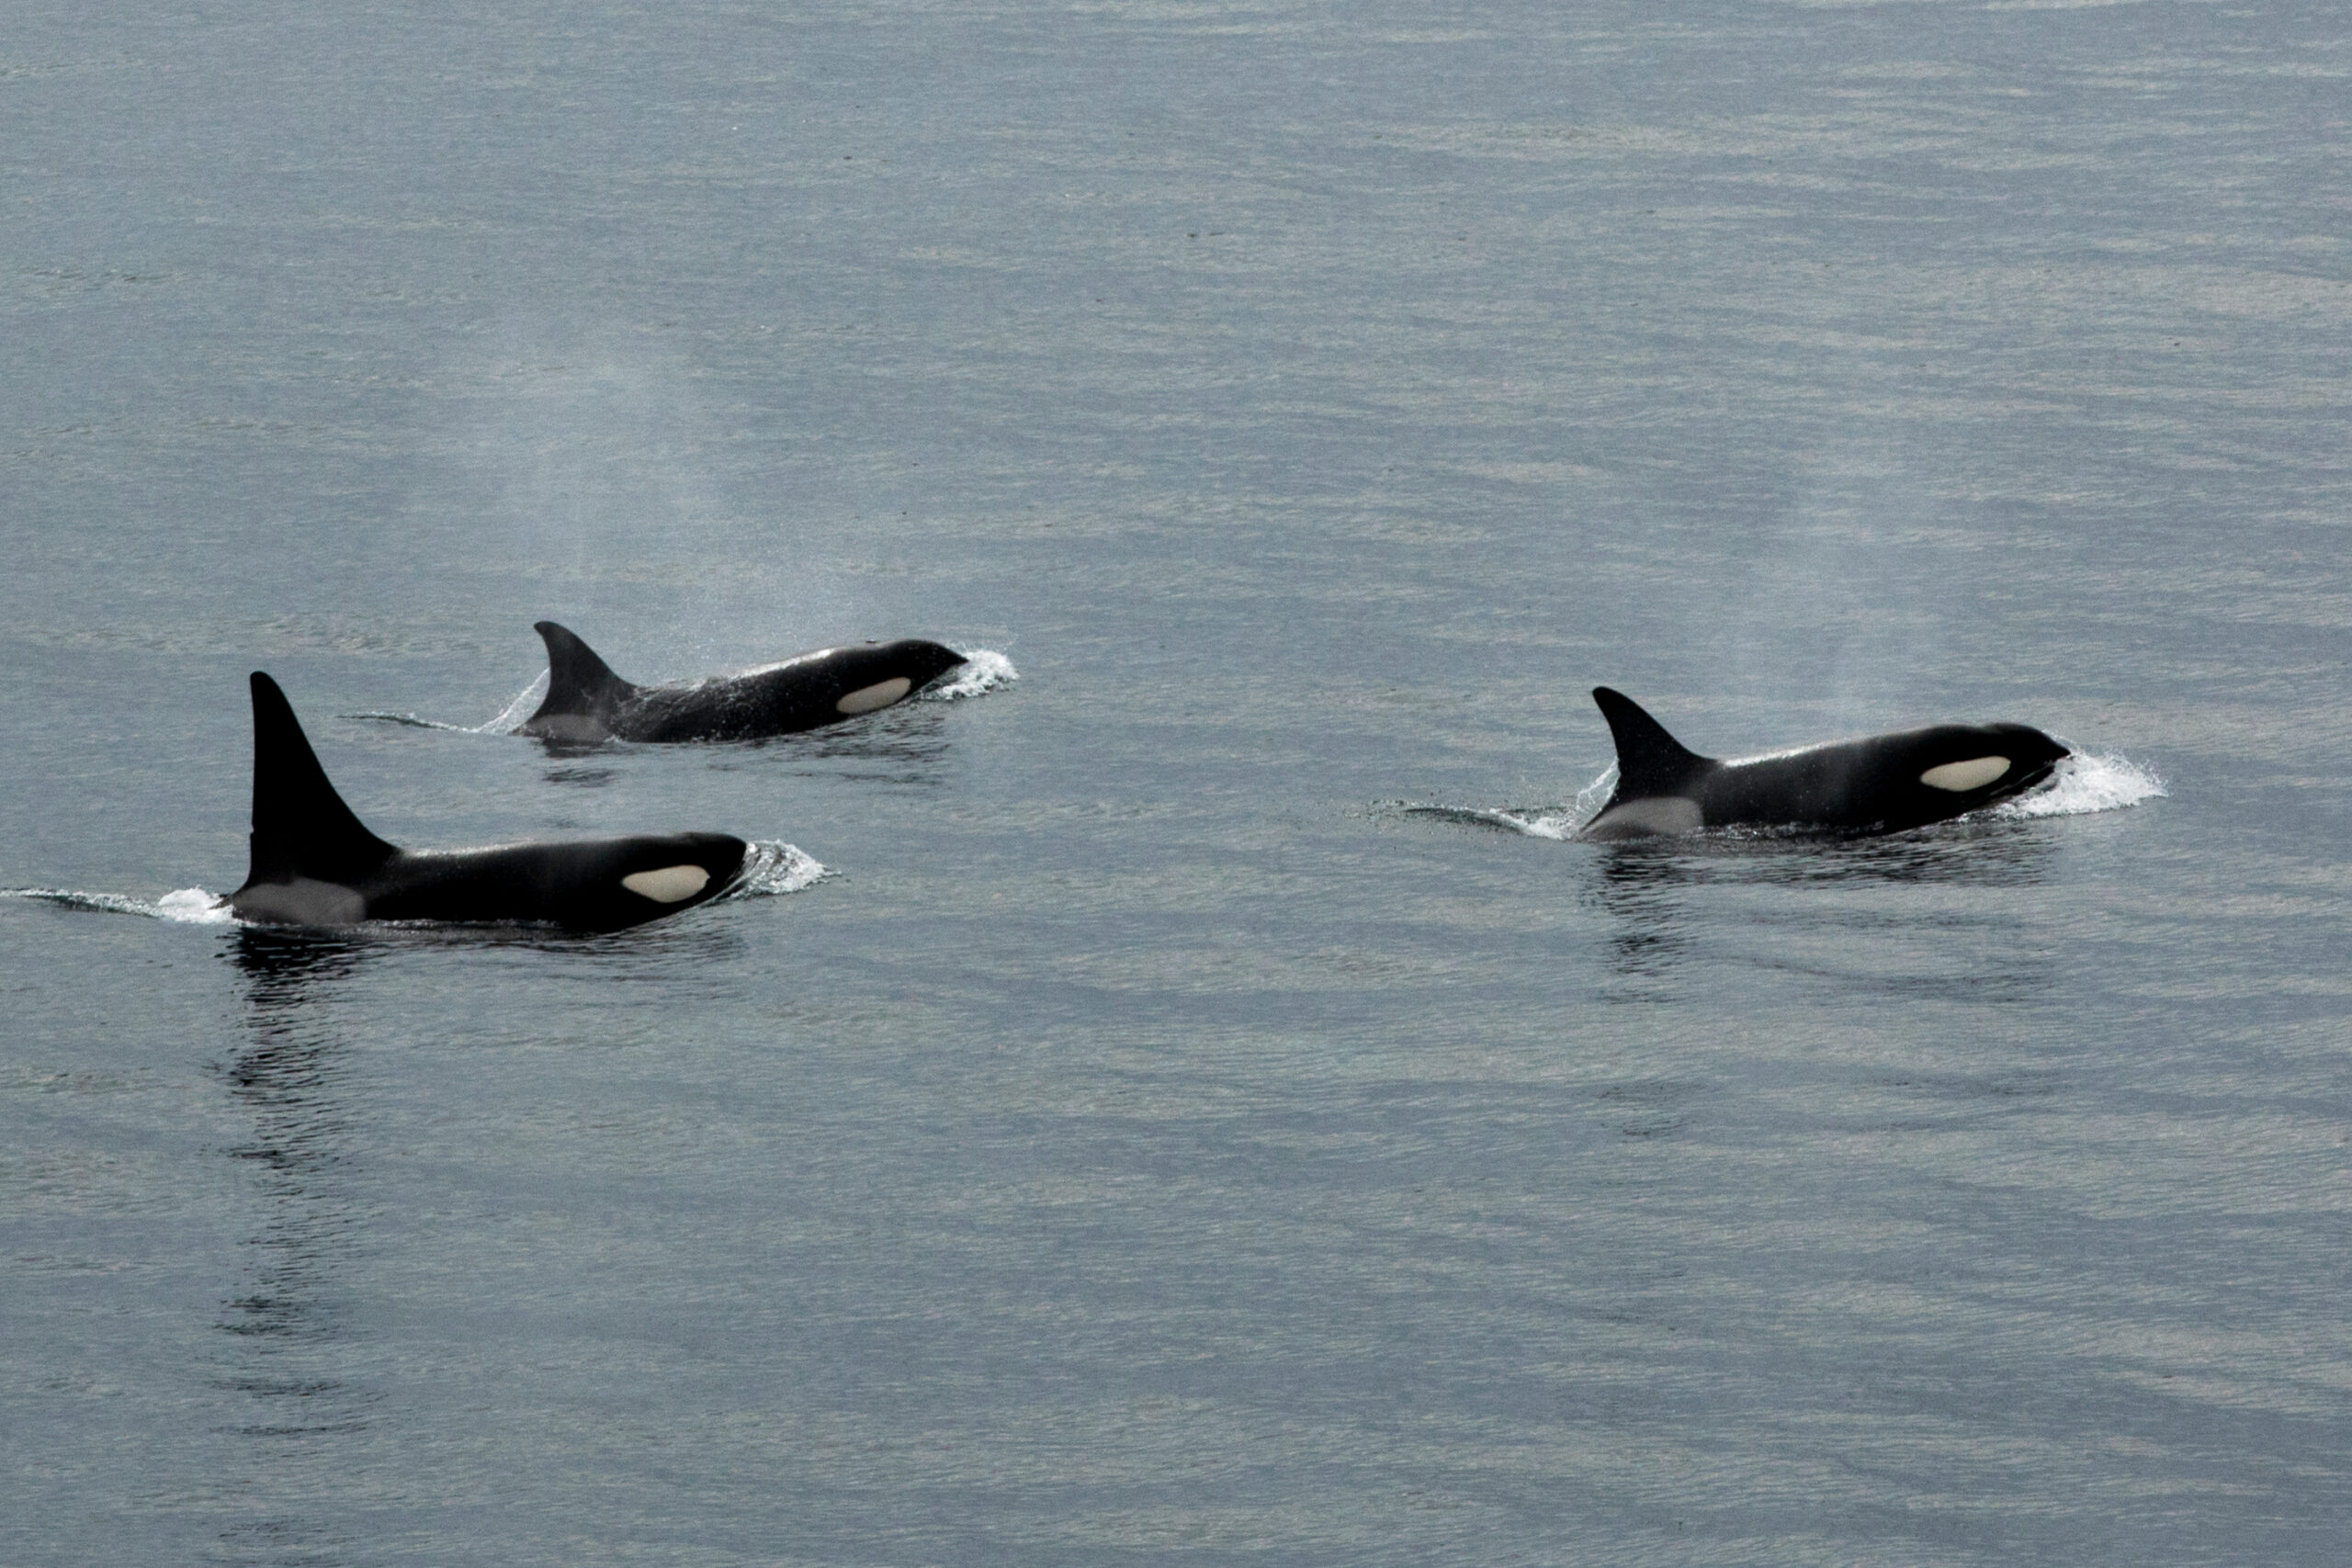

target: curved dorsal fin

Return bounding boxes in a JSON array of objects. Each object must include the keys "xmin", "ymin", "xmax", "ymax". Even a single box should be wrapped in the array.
[
  {"xmin": 528, "ymin": 621, "xmax": 638, "ymax": 718},
  {"xmin": 241, "ymin": 672, "xmax": 400, "ymax": 888},
  {"xmin": 1591, "ymin": 687, "xmax": 1713, "ymax": 796}
]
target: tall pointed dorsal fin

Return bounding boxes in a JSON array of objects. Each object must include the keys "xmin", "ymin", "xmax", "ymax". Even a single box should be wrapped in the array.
[
  {"xmin": 242, "ymin": 672, "xmax": 400, "ymax": 888},
  {"xmin": 528, "ymin": 621, "xmax": 638, "ymax": 718},
  {"xmin": 1591, "ymin": 687, "xmax": 1713, "ymax": 796}
]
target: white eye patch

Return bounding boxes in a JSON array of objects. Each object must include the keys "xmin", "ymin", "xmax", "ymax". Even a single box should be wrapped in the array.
[
  {"xmin": 621, "ymin": 864, "xmax": 712, "ymax": 903},
  {"xmin": 1919, "ymin": 756, "xmax": 2009, "ymax": 792},
  {"xmin": 835, "ymin": 677, "xmax": 912, "ymax": 716}
]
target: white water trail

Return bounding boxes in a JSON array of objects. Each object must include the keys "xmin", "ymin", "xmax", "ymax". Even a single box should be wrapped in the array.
[
  {"xmin": 476, "ymin": 670, "xmax": 551, "ymax": 733},
  {"xmin": 350, "ymin": 670, "xmax": 550, "ymax": 734},
  {"xmin": 1406, "ymin": 764, "xmax": 1616, "ymax": 840},
  {"xmin": 1993, "ymin": 748, "xmax": 2165, "ymax": 819},
  {"xmin": 721, "ymin": 840, "xmax": 832, "ymax": 899},
  {"xmin": 2, "ymin": 886, "xmax": 237, "ymax": 923},
  {"xmin": 922, "ymin": 649, "xmax": 1018, "ymax": 702}
]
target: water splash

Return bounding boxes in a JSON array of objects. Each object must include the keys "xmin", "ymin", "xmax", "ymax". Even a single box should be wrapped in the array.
[
  {"xmin": 1993, "ymin": 748, "xmax": 2165, "ymax": 819},
  {"xmin": 1403, "ymin": 764, "xmax": 1615, "ymax": 840},
  {"xmin": 922, "ymin": 649, "xmax": 1018, "ymax": 702},
  {"xmin": 477, "ymin": 670, "xmax": 551, "ymax": 733},
  {"xmin": 720, "ymin": 840, "xmax": 831, "ymax": 899},
  {"xmin": 1404, "ymin": 805, "xmax": 1566, "ymax": 838},
  {"xmin": 351, "ymin": 671, "xmax": 549, "ymax": 735},
  {"xmin": 2, "ymin": 886, "xmax": 236, "ymax": 923}
]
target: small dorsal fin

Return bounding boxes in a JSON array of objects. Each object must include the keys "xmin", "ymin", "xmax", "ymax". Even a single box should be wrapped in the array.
[
  {"xmin": 1591, "ymin": 687, "xmax": 1713, "ymax": 796},
  {"xmin": 528, "ymin": 621, "xmax": 638, "ymax": 718},
  {"xmin": 241, "ymin": 672, "xmax": 400, "ymax": 888}
]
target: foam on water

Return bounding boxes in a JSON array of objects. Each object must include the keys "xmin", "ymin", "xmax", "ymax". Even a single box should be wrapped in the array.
[
  {"xmin": 1402, "ymin": 764, "xmax": 1615, "ymax": 840},
  {"xmin": 477, "ymin": 670, "xmax": 553, "ymax": 733},
  {"xmin": 922, "ymin": 649, "xmax": 1018, "ymax": 702},
  {"xmin": 2, "ymin": 886, "xmax": 237, "ymax": 923},
  {"xmin": 720, "ymin": 840, "xmax": 832, "ymax": 899},
  {"xmin": 353, "ymin": 671, "xmax": 551, "ymax": 734},
  {"xmin": 1993, "ymin": 747, "xmax": 2165, "ymax": 819},
  {"xmin": 1408, "ymin": 805, "xmax": 1572, "ymax": 838}
]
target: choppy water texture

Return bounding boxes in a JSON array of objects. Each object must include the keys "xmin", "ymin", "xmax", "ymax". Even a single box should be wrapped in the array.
[{"xmin": 4, "ymin": 2, "xmax": 2347, "ymax": 1564}]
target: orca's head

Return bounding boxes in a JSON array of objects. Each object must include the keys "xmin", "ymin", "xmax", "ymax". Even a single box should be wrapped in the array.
[
  {"xmin": 575, "ymin": 832, "xmax": 752, "ymax": 931},
  {"xmin": 896, "ymin": 639, "xmax": 969, "ymax": 690},
  {"xmin": 828, "ymin": 640, "xmax": 970, "ymax": 718},
  {"xmin": 1907, "ymin": 724, "xmax": 2069, "ymax": 809}
]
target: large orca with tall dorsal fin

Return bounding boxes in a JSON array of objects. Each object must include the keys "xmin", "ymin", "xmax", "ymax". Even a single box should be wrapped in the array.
[
  {"xmin": 517, "ymin": 621, "xmax": 967, "ymax": 743},
  {"xmin": 1580, "ymin": 687, "xmax": 2069, "ymax": 840},
  {"xmin": 229, "ymin": 672, "xmax": 748, "ymax": 931}
]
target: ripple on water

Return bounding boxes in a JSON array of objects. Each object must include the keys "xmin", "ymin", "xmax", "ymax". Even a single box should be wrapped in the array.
[{"xmin": 1, "ymin": 886, "xmax": 236, "ymax": 923}]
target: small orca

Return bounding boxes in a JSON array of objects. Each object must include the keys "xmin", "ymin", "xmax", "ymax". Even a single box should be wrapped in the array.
[
  {"xmin": 229, "ymin": 673, "xmax": 747, "ymax": 931},
  {"xmin": 1580, "ymin": 687, "xmax": 2068, "ymax": 840},
  {"xmin": 517, "ymin": 622, "xmax": 968, "ymax": 743}
]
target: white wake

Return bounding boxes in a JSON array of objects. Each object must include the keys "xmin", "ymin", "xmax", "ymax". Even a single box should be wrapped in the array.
[
  {"xmin": 350, "ymin": 670, "xmax": 550, "ymax": 735},
  {"xmin": 1, "ymin": 886, "xmax": 237, "ymax": 923},
  {"xmin": 1992, "ymin": 747, "xmax": 2165, "ymax": 818},
  {"xmin": 720, "ymin": 840, "xmax": 833, "ymax": 899},
  {"xmin": 922, "ymin": 648, "xmax": 1019, "ymax": 702},
  {"xmin": 1405, "ymin": 765, "xmax": 1616, "ymax": 840}
]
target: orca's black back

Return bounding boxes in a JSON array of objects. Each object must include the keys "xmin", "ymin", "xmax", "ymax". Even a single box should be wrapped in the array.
[
  {"xmin": 1698, "ymin": 724, "xmax": 2064, "ymax": 833},
  {"xmin": 619, "ymin": 640, "xmax": 967, "ymax": 742},
  {"xmin": 360, "ymin": 833, "xmax": 749, "ymax": 931}
]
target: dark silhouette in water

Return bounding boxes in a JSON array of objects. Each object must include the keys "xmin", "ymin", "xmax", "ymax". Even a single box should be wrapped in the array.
[
  {"xmin": 1580, "ymin": 687, "xmax": 2068, "ymax": 840},
  {"xmin": 229, "ymin": 672, "xmax": 747, "ymax": 931},
  {"xmin": 518, "ymin": 621, "xmax": 967, "ymax": 742}
]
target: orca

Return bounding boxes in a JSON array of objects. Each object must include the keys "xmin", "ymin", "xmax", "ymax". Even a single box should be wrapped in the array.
[
  {"xmin": 517, "ymin": 622, "xmax": 968, "ymax": 743},
  {"xmin": 228, "ymin": 673, "xmax": 748, "ymax": 931},
  {"xmin": 1580, "ymin": 687, "xmax": 2068, "ymax": 841}
]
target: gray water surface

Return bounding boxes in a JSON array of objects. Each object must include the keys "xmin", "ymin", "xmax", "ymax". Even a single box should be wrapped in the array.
[{"xmin": 4, "ymin": 2, "xmax": 2347, "ymax": 1563}]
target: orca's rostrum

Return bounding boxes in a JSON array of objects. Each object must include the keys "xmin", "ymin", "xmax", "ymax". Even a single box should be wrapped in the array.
[
  {"xmin": 1580, "ymin": 687, "xmax": 2068, "ymax": 840},
  {"xmin": 519, "ymin": 622, "xmax": 967, "ymax": 743},
  {"xmin": 229, "ymin": 673, "xmax": 747, "ymax": 931}
]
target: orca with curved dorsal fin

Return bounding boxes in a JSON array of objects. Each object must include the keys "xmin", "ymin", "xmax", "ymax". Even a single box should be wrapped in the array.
[
  {"xmin": 1581, "ymin": 687, "xmax": 2069, "ymax": 840},
  {"xmin": 229, "ymin": 673, "xmax": 747, "ymax": 931},
  {"xmin": 518, "ymin": 622, "xmax": 968, "ymax": 743}
]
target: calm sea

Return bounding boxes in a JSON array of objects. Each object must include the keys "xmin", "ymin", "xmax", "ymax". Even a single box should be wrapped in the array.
[{"xmin": 4, "ymin": 1, "xmax": 2346, "ymax": 1563}]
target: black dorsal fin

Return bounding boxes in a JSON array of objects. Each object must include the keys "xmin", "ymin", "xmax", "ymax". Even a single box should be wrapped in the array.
[
  {"xmin": 528, "ymin": 621, "xmax": 638, "ymax": 718},
  {"xmin": 241, "ymin": 672, "xmax": 400, "ymax": 889},
  {"xmin": 1591, "ymin": 687, "xmax": 1713, "ymax": 796}
]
